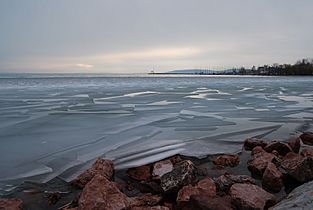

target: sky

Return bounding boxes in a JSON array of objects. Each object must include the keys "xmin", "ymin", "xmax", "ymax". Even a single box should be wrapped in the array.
[{"xmin": 0, "ymin": 0, "xmax": 313, "ymax": 73}]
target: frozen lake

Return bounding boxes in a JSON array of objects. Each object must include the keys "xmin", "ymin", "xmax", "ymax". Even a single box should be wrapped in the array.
[{"xmin": 0, "ymin": 75, "xmax": 313, "ymax": 193}]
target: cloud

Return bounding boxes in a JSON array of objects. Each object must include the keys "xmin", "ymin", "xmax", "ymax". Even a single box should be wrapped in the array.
[{"xmin": 76, "ymin": 63, "xmax": 94, "ymax": 68}]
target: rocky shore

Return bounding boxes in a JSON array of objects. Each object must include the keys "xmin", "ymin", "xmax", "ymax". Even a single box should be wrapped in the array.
[{"xmin": 1, "ymin": 132, "xmax": 313, "ymax": 210}]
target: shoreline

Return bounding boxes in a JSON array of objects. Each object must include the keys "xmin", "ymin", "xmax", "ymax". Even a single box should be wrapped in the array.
[{"xmin": 1, "ymin": 132, "xmax": 313, "ymax": 209}]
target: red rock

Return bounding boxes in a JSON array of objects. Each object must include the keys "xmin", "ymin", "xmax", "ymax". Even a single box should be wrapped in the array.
[
  {"xmin": 264, "ymin": 141, "xmax": 292, "ymax": 156},
  {"xmin": 214, "ymin": 173, "xmax": 256, "ymax": 193},
  {"xmin": 129, "ymin": 194, "xmax": 162, "ymax": 208},
  {"xmin": 197, "ymin": 177, "xmax": 216, "ymax": 195},
  {"xmin": 262, "ymin": 162, "xmax": 284, "ymax": 193},
  {"xmin": 0, "ymin": 198, "xmax": 23, "ymax": 210},
  {"xmin": 169, "ymin": 155, "xmax": 183, "ymax": 165},
  {"xmin": 300, "ymin": 132, "xmax": 313, "ymax": 145},
  {"xmin": 301, "ymin": 147, "xmax": 313, "ymax": 157},
  {"xmin": 152, "ymin": 160, "xmax": 173, "ymax": 179},
  {"xmin": 177, "ymin": 177, "xmax": 216, "ymax": 205},
  {"xmin": 244, "ymin": 138, "xmax": 267, "ymax": 151},
  {"xmin": 72, "ymin": 158, "xmax": 113, "ymax": 188},
  {"xmin": 160, "ymin": 160, "xmax": 196, "ymax": 193},
  {"xmin": 230, "ymin": 183, "xmax": 276, "ymax": 210},
  {"xmin": 127, "ymin": 164, "xmax": 152, "ymax": 182},
  {"xmin": 248, "ymin": 147, "xmax": 278, "ymax": 177},
  {"xmin": 185, "ymin": 195, "xmax": 234, "ymax": 210},
  {"xmin": 130, "ymin": 206, "xmax": 169, "ymax": 210},
  {"xmin": 212, "ymin": 154, "xmax": 240, "ymax": 167},
  {"xmin": 251, "ymin": 146, "xmax": 264, "ymax": 155},
  {"xmin": 78, "ymin": 174, "xmax": 129, "ymax": 210},
  {"xmin": 281, "ymin": 152, "xmax": 313, "ymax": 183},
  {"xmin": 288, "ymin": 137, "xmax": 301, "ymax": 153}
]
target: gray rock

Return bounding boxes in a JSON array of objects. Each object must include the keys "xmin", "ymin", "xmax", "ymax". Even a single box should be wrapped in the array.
[{"xmin": 270, "ymin": 180, "xmax": 313, "ymax": 210}]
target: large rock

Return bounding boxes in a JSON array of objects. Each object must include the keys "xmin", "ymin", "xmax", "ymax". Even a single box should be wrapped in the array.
[
  {"xmin": 262, "ymin": 162, "xmax": 284, "ymax": 193},
  {"xmin": 127, "ymin": 164, "xmax": 152, "ymax": 182},
  {"xmin": 230, "ymin": 183, "xmax": 276, "ymax": 210},
  {"xmin": 212, "ymin": 154, "xmax": 240, "ymax": 167},
  {"xmin": 244, "ymin": 138, "xmax": 267, "ymax": 151},
  {"xmin": 300, "ymin": 132, "xmax": 313, "ymax": 145},
  {"xmin": 181, "ymin": 195, "xmax": 234, "ymax": 210},
  {"xmin": 248, "ymin": 146, "xmax": 278, "ymax": 177},
  {"xmin": 281, "ymin": 152, "xmax": 313, "ymax": 183},
  {"xmin": 177, "ymin": 177, "xmax": 216, "ymax": 204},
  {"xmin": 301, "ymin": 147, "xmax": 313, "ymax": 157},
  {"xmin": 152, "ymin": 160, "xmax": 173, "ymax": 179},
  {"xmin": 270, "ymin": 180, "xmax": 313, "ymax": 210},
  {"xmin": 264, "ymin": 141, "xmax": 292, "ymax": 156},
  {"xmin": 78, "ymin": 174, "xmax": 129, "ymax": 210},
  {"xmin": 72, "ymin": 158, "xmax": 113, "ymax": 188},
  {"xmin": 287, "ymin": 137, "xmax": 301, "ymax": 153},
  {"xmin": 129, "ymin": 194, "xmax": 162, "ymax": 208},
  {"xmin": 214, "ymin": 173, "xmax": 256, "ymax": 193},
  {"xmin": 160, "ymin": 160, "xmax": 196, "ymax": 193},
  {"xmin": 0, "ymin": 198, "xmax": 23, "ymax": 210}
]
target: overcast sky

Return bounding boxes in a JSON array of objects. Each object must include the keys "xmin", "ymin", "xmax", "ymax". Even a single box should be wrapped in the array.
[{"xmin": 0, "ymin": 0, "xmax": 313, "ymax": 73}]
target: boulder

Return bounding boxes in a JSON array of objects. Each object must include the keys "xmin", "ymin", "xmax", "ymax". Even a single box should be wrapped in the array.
[
  {"xmin": 281, "ymin": 152, "xmax": 313, "ymax": 183},
  {"xmin": 248, "ymin": 147, "xmax": 278, "ymax": 177},
  {"xmin": 72, "ymin": 158, "xmax": 113, "ymax": 188},
  {"xmin": 129, "ymin": 194, "xmax": 162, "ymax": 208},
  {"xmin": 78, "ymin": 174, "xmax": 129, "ymax": 210},
  {"xmin": 301, "ymin": 147, "xmax": 313, "ymax": 157},
  {"xmin": 0, "ymin": 198, "xmax": 23, "ymax": 210},
  {"xmin": 230, "ymin": 183, "xmax": 276, "ymax": 210},
  {"xmin": 262, "ymin": 162, "xmax": 284, "ymax": 193},
  {"xmin": 300, "ymin": 132, "xmax": 313, "ymax": 145},
  {"xmin": 160, "ymin": 160, "xmax": 196, "ymax": 193},
  {"xmin": 214, "ymin": 173, "xmax": 256, "ymax": 193},
  {"xmin": 244, "ymin": 138, "xmax": 267, "ymax": 151},
  {"xmin": 177, "ymin": 177, "xmax": 216, "ymax": 204},
  {"xmin": 287, "ymin": 137, "xmax": 301, "ymax": 153},
  {"xmin": 270, "ymin": 180, "xmax": 313, "ymax": 210},
  {"xmin": 182, "ymin": 195, "xmax": 234, "ymax": 210},
  {"xmin": 169, "ymin": 155, "xmax": 183, "ymax": 165},
  {"xmin": 212, "ymin": 154, "xmax": 240, "ymax": 167},
  {"xmin": 130, "ymin": 206, "xmax": 169, "ymax": 210},
  {"xmin": 264, "ymin": 141, "xmax": 292, "ymax": 156},
  {"xmin": 127, "ymin": 164, "xmax": 152, "ymax": 182},
  {"xmin": 152, "ymin": 160, "xmax": 173, "ymax": 179}
]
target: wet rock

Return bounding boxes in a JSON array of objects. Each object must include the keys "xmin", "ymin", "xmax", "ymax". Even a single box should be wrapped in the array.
[
  {"xmin": 230, "ymin": 183, "xmax": 276, "ymax": 210},
  {"xmin": 281, "ymin": 152, "xmax": 313, "ymax": 183},
  {"xmin": 183, "ymin": 195, "xmax": 234, "ymax": 210},
  {"xmin": 0, "ymin": 198, "xmax": 23, "ymax": 210},
  {"xmin": 160, "ymin": 160, "xmax": 196, "ymax": 193},
  {"xmin": 301, "ymin": 147, "xmax": 313, "ymax": 157},
  {"xmin": 270, "ymin": 180, "xmax": 313, "ymax": 210},
  {"xmin": 177, "ymin": 177, "xmax": 216, "ymax": 204},
  {"xmin": 248, "ymin": 147, "xmax": 278, "ymax": 177},
  {"xmin": 127, "ymin": 164, "xmax": 152, "ymax": 182},
  {"xmin": 152, "ymin": 160, "xmax": 173, "ymax": 179},
  {"xmin": 287, "ymin": 137, "xmax": 301, "ymax": 153},
  {"xmin": 300, "ymin": 132, "xmax": 313, "ymax": 145},
  {"xmin": 264, "ymin": 141, "xmax": 292, "ymax": 156},
  {"xmin": 72, "ymin": 158, "xmax": 113, "ymax": 188},
  {"xmin": 212, "ymin": 154, "xmax": 240, "ymax": 167},
  {"xmin": 214, "ymin": 173, "xmax": 256, "ymax": 193},
  {"xmin": 262, "ymin": 162, "xmax": 284, "ymax": 193},
  {"xmin": 244, "ymin": 138, "xmax": 267, "ymax": 151},
  {"xmin": 78, "ymin": 174, "xmax": 129, "ymax": 210},
  {"xmin": 129, "ymin": 194, "xmax": 162, "ymax": 208}
]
